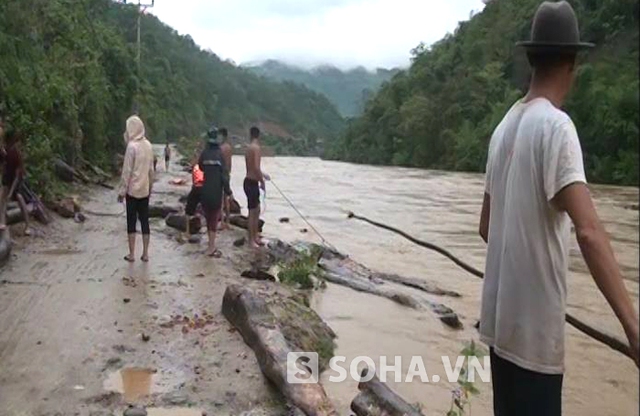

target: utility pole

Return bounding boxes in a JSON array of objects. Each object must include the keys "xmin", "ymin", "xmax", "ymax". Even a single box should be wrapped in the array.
[{"xmin": 133, "ymin": 0, "xmax": 154, "ymax": 114}]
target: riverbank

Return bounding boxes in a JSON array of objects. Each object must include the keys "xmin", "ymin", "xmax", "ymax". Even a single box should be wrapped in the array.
[{"xmin": 0, "ymin": 161, "xmax": 299, "ymax": 414}]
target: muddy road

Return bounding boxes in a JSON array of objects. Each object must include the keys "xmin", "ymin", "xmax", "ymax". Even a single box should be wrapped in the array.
[{"xmin": 0, "ymin": 154, "xmax": 285, "ymax": 415}]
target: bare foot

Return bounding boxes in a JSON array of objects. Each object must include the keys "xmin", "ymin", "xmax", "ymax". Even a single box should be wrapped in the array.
[
  {"xmin": 123, "ymin": 254, "xmax": 135, "ymax": 263},
  {"xmin": 23, "ymin": 227, "xmax": 31, "ymax": 236},
  {"xmin": 254, "ymin": 238, "xmax": 265, "ymax": 247},
  {"xmin": 140, "ymin": 255, "xmax": 149, "ymax": 262}
]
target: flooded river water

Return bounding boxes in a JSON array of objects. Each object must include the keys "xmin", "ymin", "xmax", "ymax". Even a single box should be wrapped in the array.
[{"xmin": 245, "ymin": 156, "xmax": 639, "ymax": 416}]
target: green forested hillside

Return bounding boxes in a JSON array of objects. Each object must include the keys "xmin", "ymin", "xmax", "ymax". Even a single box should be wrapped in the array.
[
  {"xmin": 247, "ymin": 60, "xmax": 400, "ymax": 117},
  {"xmin": 0, "ymin": 0, "xmax": 344, "ymax": 194},
  {"xmin": 325, "ymin": 0, "xmax": 639, "ymax": 185}
]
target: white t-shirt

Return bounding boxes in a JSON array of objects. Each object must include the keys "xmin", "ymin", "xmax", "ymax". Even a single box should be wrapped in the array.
[{"xmin": 481, "ymin": 97, "xmax": 587, "ymax": 374}]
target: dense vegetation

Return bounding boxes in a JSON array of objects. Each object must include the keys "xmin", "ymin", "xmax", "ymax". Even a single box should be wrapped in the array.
[
  {"xmin": 0, "ymin": 0, "xmax": 344, "ymax": 196},
  {"xmin": 326, "ymin": 0, "xmax": 639, "ymax": 185},
  {"xmin": 247, "ymin": 60, "xmax": 400, "ymax": 117}
]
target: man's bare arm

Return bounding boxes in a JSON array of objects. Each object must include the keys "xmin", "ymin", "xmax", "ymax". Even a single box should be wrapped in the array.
[
  {"xmin": 479, "ymin": 192, "xmax": 490, "ymax": 243},
  {"xmin": 553, "ymin": 182, "xmax": 639, "ymax": 365}
]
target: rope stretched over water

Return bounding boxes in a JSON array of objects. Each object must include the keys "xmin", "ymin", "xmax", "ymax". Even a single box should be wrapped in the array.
[
  {"xmin": 270, "ymin": 179, "xmax": 338, "ymax": 252},
  {"xmin": 347, "ymin": 211, "xmax": 633, "ymax": 360}
]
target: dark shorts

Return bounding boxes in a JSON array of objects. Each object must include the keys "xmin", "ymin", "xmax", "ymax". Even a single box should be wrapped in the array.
[
  {"xmin": 490, "ymin": 348, "xmax": 563, "ymax": 416},
  {"xmin": 126, "ymin": 195, "xmax": 150, "ymax": 235},
  {"xmin": 244, "ymin": 178, "xmax": 260, "ymax": 210},
  {"xmin": 185, "ymin": 186, "xmax": 202, "ymax": 216},
  {"xmin": 1, "ymin": 172, "xmax": 16, "ymax": 188},
  {"xmin": 203, "ymin": 206, "xmax": 221, "ymax": 232}
]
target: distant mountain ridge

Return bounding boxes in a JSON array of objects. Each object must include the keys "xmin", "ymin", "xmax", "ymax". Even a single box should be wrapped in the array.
[{"xmin": 246, "ymin": 60, "xmax": 401, "ymax": 117}]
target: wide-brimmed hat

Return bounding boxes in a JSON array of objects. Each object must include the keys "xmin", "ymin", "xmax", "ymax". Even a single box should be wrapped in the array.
[{"xmin": 516, "ymin": 1, "xmax": 594, "ymax": 51}]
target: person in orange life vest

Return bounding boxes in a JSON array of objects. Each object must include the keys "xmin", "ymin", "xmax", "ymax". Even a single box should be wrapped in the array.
[{"xmin": 184, "ymin": 158, "xmax": 204, "ymax": 237}]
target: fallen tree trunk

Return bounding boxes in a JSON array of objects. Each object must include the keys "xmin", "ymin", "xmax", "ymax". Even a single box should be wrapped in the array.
[
  {"xmin": 230, "ymin": 197, "xmax": 241, "ymax": 214},
  {"xmin": 165, "ymin": 213, "xmax": 201, "ymax": 234},
  {"xmin": 351, "ymin": 369, "xmax": 424, "ymax": 416},
  {"xmin": 222, "ymin": 285, "xmax": 337, "ymax": 416},
  {"xmin": 229, "ymin": 215, "xmax": 264, "ymax": 232},
  {"xmin": 148, "ymin": 203, "xmax": 180, "ymax": 219},
  {"xmin": 374, "ymin": 272, "xmax": 461, "ymax": 298},
  {"xmin": 348, "ymin": 211, "xmax": 634, "ymax": 360},
  {"xmin": 319, "ymin": 253, "xmax": 462, "ymax": 329},
  {"xmin": 6, "ymin": 205, "xmax": 35, "ymax": 225},
  {"xmin": 0, "ymin": 228, "xmax": 11, "ymax": 267}
]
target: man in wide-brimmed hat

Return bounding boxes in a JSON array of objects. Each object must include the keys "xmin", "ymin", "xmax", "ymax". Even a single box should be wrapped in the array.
[{"xmin": 478, "ymin": 2, "xmax": 638, "ymax": 415}]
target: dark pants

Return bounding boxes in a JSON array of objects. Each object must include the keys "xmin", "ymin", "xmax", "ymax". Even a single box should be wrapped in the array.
[
  {"xmin": 126, "ymin": 195, "xmax": 150, "ymax": 235},
  {"xmin": 490, "ymin": 348, "xmax": 563, "ymax": 416}
]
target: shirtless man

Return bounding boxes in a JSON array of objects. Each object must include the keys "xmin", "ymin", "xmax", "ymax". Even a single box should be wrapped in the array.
[
  {"xmin": 219, "ymin": 128, "xmax": 232, "ymax": 230},
  {"xmin": 244, "ymin": 126, "xmax": 268, "ymax": 248}
]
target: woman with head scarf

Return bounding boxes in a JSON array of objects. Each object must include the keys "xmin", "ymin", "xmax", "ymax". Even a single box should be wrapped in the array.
[{"xmin": 118, "ymin": 115, "xmax": 154, "ymax": 262}]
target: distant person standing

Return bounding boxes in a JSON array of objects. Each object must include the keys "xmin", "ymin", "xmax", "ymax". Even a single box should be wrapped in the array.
[
  {"xmin": 244, "ymin": 126, "xmax": 269, "ymax": 248},
  {"xmin": 198, "ymin": 125, "xmax": 232, "ymax": 257},
  {"xmin": 118, "ymin": 115, "xmax": 154, "ymax": 262},
  {"xmin": 164, "ymin": 141, "xmax": 171, "ymax": 171},
  {"xmin": 479, "ymin": 2, "xmax": 638, "ymax": 415},
  {"xmin": 219, "ymin": 127, "xmax": 232, "ymax": 230},
  {"xmin": 0, "ymin": 128, "xmax": 31, "ymax": 235}
]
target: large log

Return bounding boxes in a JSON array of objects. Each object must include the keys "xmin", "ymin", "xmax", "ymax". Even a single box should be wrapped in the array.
[
  {"xmin": 351, "ymin": 369, "xmax": 424, "ymax": 416},
  {"xmin": 374, "ymin": 272, "xmax": 461, "ymax": 298},
  {"xmin": 319, "ymin": 252, "xmax": 462, "ymax": 329},
  {"xmin": 230, "ymin": 197, "xmax": 241, "ymax": 214},
  {"xmin": 165, "ymin": 213, "xmax": 201, "ymax": 234},
  {"xmin": 6, "ymin": 205, "xmax": 34, "ymax": 225},
  {"xmin": 148, "ymin": 203, "xmax": 180, "ymax": 219},
  {"xmin": 222, "ymin": 285, "xmax": 337, "ymax": 416},
  {"xmin": 229, "ymin": 215, "xmax": 264, "ymax": 232},
  {"xmin": 0, "ymin": 228, "xmax": 11, "ymax": 267},
  {"xmin": 53, "ymin": 158, "xmax": 76, "ymax": 182}
]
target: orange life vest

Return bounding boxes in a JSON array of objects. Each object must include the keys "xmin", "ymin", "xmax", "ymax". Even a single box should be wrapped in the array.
[{"xmin": 192, "ymin": 164, "xmax": 204, "ymax": 187}]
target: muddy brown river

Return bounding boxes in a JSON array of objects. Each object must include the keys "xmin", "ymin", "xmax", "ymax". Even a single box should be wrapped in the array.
[
  {"xmin": 0, "ymin": 152, "xmax": 637, "ymax": 415},
  {"xmin": 252, "ymin": 156, "xmax": 639, "ymax": 416}
]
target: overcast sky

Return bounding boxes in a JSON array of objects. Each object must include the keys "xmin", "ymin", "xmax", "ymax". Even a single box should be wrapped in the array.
[{"xmin": 151, "ymin": 0, "xmax": 486, "ymax": 70}]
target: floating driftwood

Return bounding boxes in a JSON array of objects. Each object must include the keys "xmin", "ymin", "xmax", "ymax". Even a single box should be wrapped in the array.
[
  {"xmin": 351, "ymin": 368, "xmax": 424, "ymax": 416},
  {"xmin": 264, "ymin": 240, "xmax": 462, "ymax": 330},
  {"xmin": 318, "ymin": 250, "xmax": 462, "ymax": 329},
  {"xmin": 229, "ymin": 215, "xmax": 264, "ymax": 232},
  {"xmin": 0, "ymin": 228, "xmax": 11, "ymax": 267},
  {"xmin": 222, "ymin": 285, "xmax": 337, "ymax": 416},
  {"xmin": 374, "ymin": 272, "xmax": 461, "ymax": 298}
]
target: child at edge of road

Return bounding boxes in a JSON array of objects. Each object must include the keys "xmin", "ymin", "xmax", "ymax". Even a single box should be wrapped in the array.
[{"xmin": 0, "ymin": 127, "xmax": 31, "ymax": 236}]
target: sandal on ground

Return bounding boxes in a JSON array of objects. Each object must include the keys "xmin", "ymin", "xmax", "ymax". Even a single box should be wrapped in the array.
[
  {"xmin": 140, "ymin": 255, "xmax": 149, "ymax": 262},
  {"xmin": 207, "ymin": 249, "xmax": 222, "ymax": 258},
  {"xmin": 123, "ymin": 255, "xmax": 135, "ymax": 263}
]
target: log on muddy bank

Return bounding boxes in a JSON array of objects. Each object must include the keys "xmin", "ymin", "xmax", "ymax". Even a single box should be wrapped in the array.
[
  {"xmin": 0, "ymin": 229, "xmax": 12, "ymax": 267},
  {"xmin": 6, "ymin": 205, "xmax": 35, "ymax": 225},
  {"xmin": 165, "ymin": 214, "xmax": 201, "ymax": 234},
  {"xmin": 148, "ymin": 203, "xmax": 180, "ymax": 218},
  {"xmin": 229, "ymin": 215, "xmax": 264, "ymax": 232},
  {"xmin": 222, "ymin": 285, "xmax": 337, "ymax": 416},
  {"xmin": 351, "ymin": 369, "xmax": 424, "ymax": 416},
  {"xmin": 230, "ymin": 197, "xmax": 241, "ymax": 214}
]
